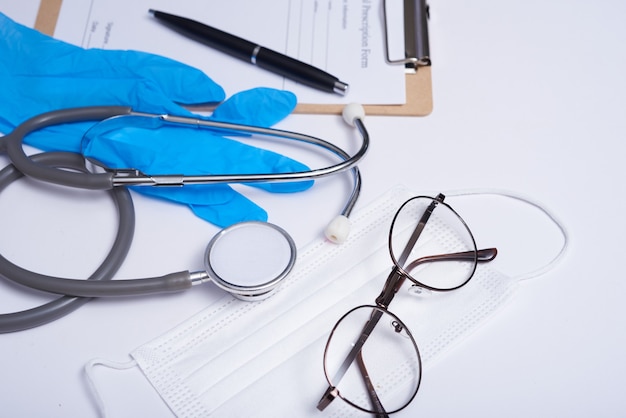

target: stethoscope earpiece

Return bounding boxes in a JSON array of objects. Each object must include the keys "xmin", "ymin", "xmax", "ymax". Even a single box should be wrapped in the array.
[
  {"xmin": 325, "ymin": 215, "xmax": 351, "ymax": 244},
  {"xmin": 342, "ymin": 103, "xmax": 366, "ymax": 127}
]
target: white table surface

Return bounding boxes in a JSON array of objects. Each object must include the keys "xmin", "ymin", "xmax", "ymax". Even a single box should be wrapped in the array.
[{"xmin": 1, "ymin": 0, "xmax": 625, "ymax": 416}]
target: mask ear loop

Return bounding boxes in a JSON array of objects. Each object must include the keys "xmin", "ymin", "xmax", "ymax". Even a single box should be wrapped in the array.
[
  {"xmin": 438, "ymin": 188, "xmax": 570, "ymax": 281},
  {"xmin": 84, "ymin": 358, "xmax": 139, "ymax": 418}
]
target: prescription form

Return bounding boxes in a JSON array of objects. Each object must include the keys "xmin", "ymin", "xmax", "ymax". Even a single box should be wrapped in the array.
[{"xmin": 53, "ymin": 0, "xmax": 407, "ymax": 106}]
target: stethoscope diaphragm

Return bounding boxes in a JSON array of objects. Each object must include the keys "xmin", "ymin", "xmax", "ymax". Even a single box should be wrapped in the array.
[{"xmin": 204, "ymin": 221, "xmax": 297, "ymax": 301}]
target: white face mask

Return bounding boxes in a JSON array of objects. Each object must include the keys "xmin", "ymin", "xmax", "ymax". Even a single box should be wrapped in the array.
[{"xmin": 86, "ymin": 186, "xmax": 568, "ymax": 417}]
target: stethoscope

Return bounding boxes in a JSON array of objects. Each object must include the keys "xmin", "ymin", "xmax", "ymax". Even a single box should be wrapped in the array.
[{"xmin": 0, "ymin": 103, "xmax": 368, "ymax": 332}]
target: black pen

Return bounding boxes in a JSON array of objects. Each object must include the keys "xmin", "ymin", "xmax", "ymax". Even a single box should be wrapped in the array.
[{"xmin": 148, "ymin": 9, "xmax": 349, "ymax": 96}]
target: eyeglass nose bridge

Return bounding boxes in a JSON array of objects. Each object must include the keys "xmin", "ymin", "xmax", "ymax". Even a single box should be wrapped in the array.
[{"xmin": 375, "ymin": 266, "xmax": 407, "ymax": 308}]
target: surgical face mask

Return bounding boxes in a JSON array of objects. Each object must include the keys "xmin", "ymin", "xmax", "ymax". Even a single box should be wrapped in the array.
[{"xmin": 86, "ymin": 186, "xmax": 568, "ymax": 417}]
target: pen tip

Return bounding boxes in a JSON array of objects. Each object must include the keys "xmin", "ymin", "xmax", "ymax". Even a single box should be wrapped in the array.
[
  {"xmin": 148, "ymin": 9, "xmax": 156, "ymax": 15},
  {"xmin": 334, "ymin": 80, "xmax": 349, "ymax": 96}
]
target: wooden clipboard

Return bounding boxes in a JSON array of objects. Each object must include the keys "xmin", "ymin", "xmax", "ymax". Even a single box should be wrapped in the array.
[
  {"xmin": 35, "ymin": 0, "xmax": 433, "ymax": 117},
  {"xmin": 296, "ymin": 67, "xmax": 432, "ymax": 116}
]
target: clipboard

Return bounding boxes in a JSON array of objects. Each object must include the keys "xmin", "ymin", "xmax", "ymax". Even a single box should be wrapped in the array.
[
  {"xmin": 35, "ymin": 0, "xmax": 433, "ymax": 117},
  {"xmin": 301, "ymin": 0, "xmax": 433, "ymax": 116}
]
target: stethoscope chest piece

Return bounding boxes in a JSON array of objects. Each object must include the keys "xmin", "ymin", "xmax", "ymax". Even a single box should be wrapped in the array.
[{"xmin": 204, "ymin": 221, "xmax": 297, "ymax": 301}]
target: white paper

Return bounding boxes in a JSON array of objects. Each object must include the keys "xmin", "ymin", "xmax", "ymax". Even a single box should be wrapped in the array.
[
  {"xmin": 0, "ymin": 0, "xmax": 40, "ymax": 27},
  {"xmin": 53, "ymin": 0, "xmax": 406, "ymax": 105}
]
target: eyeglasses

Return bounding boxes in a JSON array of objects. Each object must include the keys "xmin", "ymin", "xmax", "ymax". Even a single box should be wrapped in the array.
[{"xmin": 316, "ymin": 194, "xmax": 498, "ymax": 416}]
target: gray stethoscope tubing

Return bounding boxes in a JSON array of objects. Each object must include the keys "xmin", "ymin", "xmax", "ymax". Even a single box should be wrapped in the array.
[
  {"xmin": 3, "ymin": 105, "xmax": 367, "ymax": 219},
  {"xmin": 0, "ymin": 105, "xmax": 366, "ymax": 332},
  {"xmin": 0, "ymin": 152, "xmax": 136, "ymax": 333}
]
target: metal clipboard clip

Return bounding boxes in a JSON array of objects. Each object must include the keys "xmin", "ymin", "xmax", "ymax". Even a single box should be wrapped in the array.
[{"xmin": 383, "ymin": 0, "xmax": 431, "ymax": 72}]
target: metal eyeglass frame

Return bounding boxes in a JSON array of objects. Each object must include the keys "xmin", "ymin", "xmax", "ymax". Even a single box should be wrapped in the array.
[{"xmin": 316, "ymin": 193, "xmax": 498, "ymax": 416}]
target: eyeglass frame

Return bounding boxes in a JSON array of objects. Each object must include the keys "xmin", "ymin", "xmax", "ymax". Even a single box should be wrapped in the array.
[{"xmin": 317, "ymin": 193, "xmax": 498, "ymax": 415}]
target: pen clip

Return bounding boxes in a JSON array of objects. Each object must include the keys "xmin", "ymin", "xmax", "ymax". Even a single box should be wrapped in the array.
[{"xmin": 383, "ymin": 0, "xmax": 431, "ymax": 72}]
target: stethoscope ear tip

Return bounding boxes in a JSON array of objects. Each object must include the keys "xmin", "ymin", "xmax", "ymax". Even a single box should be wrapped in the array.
[
  {"xmin": 342, "ymin": 103, "xmax": 365, "ymax": 127},
  {"xmin": 325, "ymin": 215, "xmax": 351, "ymax": 244}
]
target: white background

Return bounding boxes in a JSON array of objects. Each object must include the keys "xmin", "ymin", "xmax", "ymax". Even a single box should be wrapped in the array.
[{"xmin": 1, "ymin": 0, "xmax": 625, "ymax": 417}]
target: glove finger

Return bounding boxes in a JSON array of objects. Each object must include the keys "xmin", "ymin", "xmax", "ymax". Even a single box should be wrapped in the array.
[
  {"xmin": 0, "ymin": 75, "xmax": 214, "ymax": 153},
  {"xmin": 4, "ymin": 52, "xmax": 224, "ymax": 117},
  {"xmin": 0, "ymin": 13, "xmax": 224, "ymax": 138},
  {"xmin": 20, "ymin": 122, "xmax": 94, "ymax": 153},
  {"xmin": 211, "ymin": 88, "xmax": 297, "ymax": 127},
  {"xmin": 0, "ymin": 13, "xmax": 78, "ymax": 64},
  {"xmin": 82, "ymin": 118, "xmax": 314, "ymax": 193},
  {"xmin": 13, "ymin": 77, "xmax": 215, "ymax": 152},
  {"xmin": 190, "ymin": 196, "xmax": 268, "ymax": 228},
  {"xmin": 0, "ymin": 12, "xmax": 226, "ymax": 107},
  {"xmin": 134, "ymin": 183, "xmax": 234, "ymax": 206},
  {"xmin": 113, "ymin": 50, "xmax": 225, "ymax": 106},
  {"xmin": 133, "ymin": 185, "xmax": 268, "ymax": 227}
]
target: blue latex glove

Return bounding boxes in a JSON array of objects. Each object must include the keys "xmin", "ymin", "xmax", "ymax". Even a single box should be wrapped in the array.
[
  {"xmin": 0, "ymin": 12, "xmax": 312, "ymax": 227},
  {"xmin": 82, "ymin": 88, "xmax": 313, "ymax": 226},
  {"xmin": 0, "ymin": 12, "xmax": 224, "ymax": 150}
]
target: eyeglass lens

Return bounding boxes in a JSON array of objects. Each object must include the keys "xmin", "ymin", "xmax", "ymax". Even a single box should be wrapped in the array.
[
  {"xmin": 389, "ymin": 196, "xmax": 478, "ymax": 291},
  {"xmin": 323, "ymin": 305, "xmax": 421, "ymax": 414}
]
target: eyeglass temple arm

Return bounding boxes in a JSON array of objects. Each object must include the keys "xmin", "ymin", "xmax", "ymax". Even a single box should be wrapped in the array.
[
  {"xmin": 317, "ymin": 386, "xmax": 339, "ymax": 411},
  {"xmin": 317, "ymin": 309, "xmax": 385, "ymax": 411},
  {"xmin": 376, "ymin": 197, "xmax": 443, "ymax": 308},
  {"xmin": 378, "ymin": 194, "xmax": 447, "ymax": 308},
  {"xmin": 357, "ymin": 351, "xmax": 390, "ymax": 418},
  {"xmin": 404, "ymin": 247, "xmax": 498, "ymax": 273}
]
